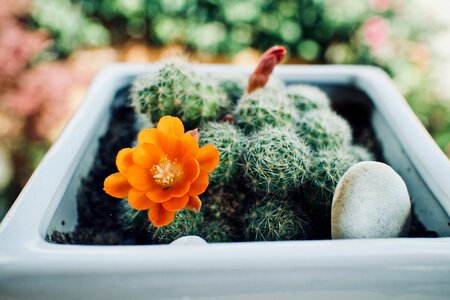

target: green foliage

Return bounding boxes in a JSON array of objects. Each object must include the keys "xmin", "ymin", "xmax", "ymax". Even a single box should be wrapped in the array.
[
  {"xmin": 242, "ymin": 126, "xmax": 312, "ymax": 196},
  {"xmin": 130, "ymin": 60, "xmax": 229, "ymax": 128},
  {"xmin": 296, "ymin": 109, "xmax": 352, "ymax": 150},
  {"xmin": 286, "ymin": 84, "xmax": 331, "ymax": 114},
  {"xmin": 235, "ymin": 88, "xmax": 294, "ymax": 133},
  {"xmin": 200, "ymin": 122, "xmax": 244, "ymax": 184},
  {"xmin": 31, "ymin": 0, "xmax": 110, "ymax": 56},
  {"xmin": 244, "ymin": 198, "xmax": 311, "ymax": 241}
]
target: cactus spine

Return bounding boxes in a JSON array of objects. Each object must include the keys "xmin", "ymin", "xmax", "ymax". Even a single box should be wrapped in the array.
[
  {"xmin": 235, "ymin": 88, "xmax": 295, "ymax": 133},
  {"xmin": 286, "ymin": 84, "xmax": 331, "ymax": 114},
  {"xmin": 244, "ymin": 198, "xmax": 311, "ymax": 241},
  {"xmin": 296, "ymin": 109, "xmax": 352, "ymax": 150},
  {"xmin": 242, "ymin": 126, "xmax": 312, "ymax": 197},
  {"xmin": 130, "ymin": 60, "xmax": 229, "ymax": 128},
  {"xmin": 200, "ymin": 122, "xmax": 244, "ymax": 184}
]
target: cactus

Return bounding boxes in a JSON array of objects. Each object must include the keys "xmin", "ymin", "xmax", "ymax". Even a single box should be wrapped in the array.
[
  {"xmin": 305, "ymin": 147, "xmax": 358, "ymax": 211},
  {"xmin": 286, "ymin": 84, "xmax": 331, "ymax": 114},
  {"xmin": 242, "ymin": 126, "xmax": 312, "ymax": 196},
  {"xmin": 244, "ymin": 198, "xmax": 311, "ymax": 241},
  {"xmin": 202, "ymin": 183, "xmax": 247, "ymax": 221},
  {"xmin": 202, "ymin": 219, "xmax": 233, "ymax": 242},
  {"xmin": 200, "ymin": 122, "xmax": 244, "ymax": 184},
  {"xmin": 296, "ymin": 109, "xmax": 352, "ymax": 150},
  {"xmin": 216, "ymin": 74, "xmax": 247, "ymax": 104},
  {"xmin": 235, "ymin": 88, "xmax": 295, "ymax": 133},
  {"xmin": 130, "ymin": 60, "xmax": 229, "ymax": 129},
  {"xmin": 121, "ymin": 203, "xmax": 233, "ymax": 243},
  {"xmin": 266, "ymin": 75, "xmax": 286, "ymax": 91},
  {"xmin": 152, "ymin": 209, "xmax": 204, "ymax": 244},
  {"xmin": 348, "ymin": 144, "xmax": 375, "ymax": 161},
  {"xmin": 217, "ymin": 74, "xmax": 285, "ymax": 105}
]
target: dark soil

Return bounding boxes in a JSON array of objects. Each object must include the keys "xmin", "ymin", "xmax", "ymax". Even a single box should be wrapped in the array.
[{"xmin": 47, "ymin": 84, "xmax": 436, "ymax": 245}]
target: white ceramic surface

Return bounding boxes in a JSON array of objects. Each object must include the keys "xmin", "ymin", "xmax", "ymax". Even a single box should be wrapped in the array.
[{"xmin": 0, "ymin": 64, "xmax": 449, "ymax": 300}]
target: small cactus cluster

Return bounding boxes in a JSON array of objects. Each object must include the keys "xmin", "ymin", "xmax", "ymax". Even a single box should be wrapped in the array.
[
  {"xmin": 244, "ymin": 198, "xmax": 311, "ymax": 241},
  {"xmin": 130, "ymin": 59, "xmax": 229, "ymax": 128},
  {"xmin": 286, "ymin": 84, "xmax": 331, "ymax": 114},
  {"xmin": 121, "ymin": 206, "xmax": 232, "ymax": 243},
  {"xmin": 242, "ymin": 126, "xmax": 311, "ymax": 196},
  {"xmin": 200, "ymin": 122, "xmax": 244, "ymax": 184},
  {"xmin": 123, "ymin": 56, "xmax": 375, "ymax": 242},
  {"xmin": 235, "ymin": 88, "xmax": 295, "ymax": 133},
  {"xmin": 295, "ymin": 109, "xmax": 352, "ymax": 150}
]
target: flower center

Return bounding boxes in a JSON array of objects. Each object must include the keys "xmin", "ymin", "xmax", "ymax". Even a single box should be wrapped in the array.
[{"xmin": 152, "ymin": 156, "xmax": 183, "ymax": 188}]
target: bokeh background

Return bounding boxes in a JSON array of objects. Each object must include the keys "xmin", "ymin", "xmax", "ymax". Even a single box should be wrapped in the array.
[{"xmin": 1, "ymin": 0, "xmax": 449, "ymax": 220}]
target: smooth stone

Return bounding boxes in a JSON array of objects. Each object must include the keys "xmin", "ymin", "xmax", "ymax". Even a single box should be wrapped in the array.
[
  {"xmin": 331, "ymin": 161, "xmax": 411, "ymax": 239},
  {"xmin": 170, "ymin": 235, "xmax": 207, "ymax": 246}
]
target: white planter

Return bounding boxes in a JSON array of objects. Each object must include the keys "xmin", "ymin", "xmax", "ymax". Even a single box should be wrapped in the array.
[{"xmin": 0, "ymin": 64, "xmax": 449, "ymax": 300}]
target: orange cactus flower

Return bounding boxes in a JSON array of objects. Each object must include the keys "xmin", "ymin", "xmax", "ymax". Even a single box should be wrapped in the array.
[{"xmin": 103, "ymin": 116, "xmax": 220, "ymax": 227}]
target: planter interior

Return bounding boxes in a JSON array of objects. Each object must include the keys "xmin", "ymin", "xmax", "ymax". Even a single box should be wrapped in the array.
[{"xmin": 46, "ymin": 65, "xmax": 450, "ymax": 240}]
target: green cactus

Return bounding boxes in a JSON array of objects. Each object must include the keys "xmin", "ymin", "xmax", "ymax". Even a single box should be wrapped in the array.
[
  {"xmin": 121, "ymin": 204, "xmax": 151, "ymax": 236},
  {"xmin": 130, "ymin": 60, "xmax": 229, "ymax": 129},
  {"xmin": 244, "ymin": 198, "xmax": 311, "ymax": 241},
  {"xmin": 152, "ymin": 209, "xmax": 204, "ymax": 244},
  {"xmin": 286, "ymin": 84, "xmax": 331, "ymax": 114},
  {"xmin": 202, "ymin": 219, "xmax": 233, "ymax": 242},
  {"xmin": 122, "ymin": 202, "xmax": 234, "ymax": 243},
  {"xmin": 242, "ymin": 126, "xmax": 312, "ymax": 196},
  {"xmin": 235, "ymin": 88, "xmax": 295, "ymax": 133},
  {"xmin": 200, "ymin": 122, "xmax": 244, "ymax": 184},
  {"xmin": 348, "ymin": 144, "xmax": 375, "ymax": 161},
  {"xmin": 202, "ymin": 183, "xmax": 246, "ymax": 221},
  {"xmin": 296, "ymin": 109, "xmax": 352, "ymax": 150},
  {"xmin": 216, "ymin": 74, "xmax": 247, "ymax": 104},
  {"xmin": 306, "ymin": 147, "xmax": 358, "ymax": 210}
]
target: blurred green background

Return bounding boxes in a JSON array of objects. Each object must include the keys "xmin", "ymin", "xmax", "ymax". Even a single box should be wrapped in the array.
[{"xmin": 1, "ymin": 0, "xmax": 449, "ymax": 220}]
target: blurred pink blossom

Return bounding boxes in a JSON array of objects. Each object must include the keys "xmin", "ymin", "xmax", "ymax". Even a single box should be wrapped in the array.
[
  {"xmin": 0, "ymin": 0, "xmax": 31, "ymax": 21},
  {"xmin": 363, "ymin": 17, "xmax": 389, "ymax": 54},
  {"xmin": 0, "ymin": 21, "xmax": 50, "ymax": 85},
  {"xmin": 3, "ymin": 62, "xmax": 78, "ymax": 131},
  {"xmin": 369, "ymin": 0, "xmax": 392, "ymax": 12}
]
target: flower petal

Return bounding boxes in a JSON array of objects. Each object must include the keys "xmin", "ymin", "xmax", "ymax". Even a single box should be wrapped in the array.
[
  {"xmin": 157, "ymin": 116, "xmax": 185, "ymax": 137},
  {"xmin": 128, "ymin": 188, "xmax": 155, "ymax": 210},
  {"xmin": 146, "ymin": 181, "xmax": 191, "ymax": 203},
  {"xmin": 138, "ymin": 128, "xmax": 159, "ymax": 145},
  {"xmin": 159, "ymin": 133, "xmax": 184, "ymax": 161},
  {"xmin": 116, "ymin": 148, "xmax": 134, "ymax": 174},
  {"xmin": 162, "ymin": 194, "xmax": 190, "ymax": 211},
  {"xmin": 148, "ymin": 204, "xmax": 176, "ymax": 227},
  {"xmin": 146, "ymin": 188, "xmax": 173, "ymax": 203},
  {"xmin": 126, "ymin": 165, "xmax": 156, "ymax": 191},
  {"xmin": 133, "ymin": 143, "xmax": 160, "ymax": 169},
  {"xmin": 188, "ymin": 171, "xmax": 209, "ymax": 196},
  {"xmin": 180, "ymin": 133, "xmax": 199, "ymax": 161},
  {"xmin": 182, "ymin": 157, "xmax": 200, "ymax": 183},
  {"xmin": 186, "ymin": 196, "xmax": 202, "ymax": 212},
  {"xmin": 104, "ymin": 172, "xmax": 131, "ymax": 198},
  {"xmin": 196, "ymin": 144, "xmax": 220, "ymax": 173}
]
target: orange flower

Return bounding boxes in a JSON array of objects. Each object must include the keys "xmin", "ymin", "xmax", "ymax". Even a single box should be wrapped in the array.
[{"xmin": 104, "ymin": 116, "xmax": 219, "ymax": 227}]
